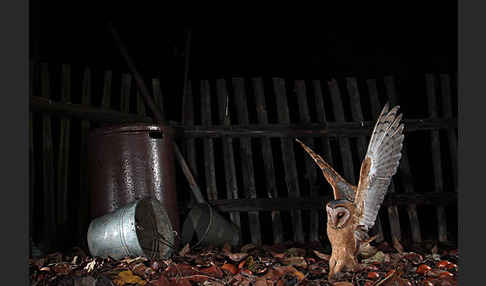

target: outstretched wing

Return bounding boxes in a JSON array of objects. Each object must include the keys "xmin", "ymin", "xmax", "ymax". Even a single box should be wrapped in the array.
[
  {"xmin": 296, "ymin": 139, "xmax": 356, "ymax": 201},
  {"xmin": 354, "ymin": 103, "xmax": 404, "ymax": 231}
]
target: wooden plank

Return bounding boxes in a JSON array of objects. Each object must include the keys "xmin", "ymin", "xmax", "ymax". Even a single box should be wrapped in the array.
[
  {"xmin": 312, "ymin": 80, "xmax": 334, "ymax": 165},
  {"xmin": 30, "ymin": 96, "xmax": 152, "ymax": 123},
  {"xmin": 294, "ymin": 80, "xmax": 319, "ymax": 242},
  {"xmin": 200, "ymin": 80, "xmax": 218, "ymax": 201},
  {"xmin": 215, "ymin": 79, "xmax": 241, "ymax": 239},
  {"xmin": 182, "ymin": 81, "xmax": 199, "ymax": 185},
  {"xmin": 382, "ymin": 77, "xmax": 422, "ymax": 243},
  {"xmin": 79, "ymin": 67, "xmax": 92, "ymax": 242},
  {"xmin": 57, "ymin": 64, "xmax": 71, "ymax": 225},
  {"xmin": 120, "ymin": 73, "xmax": 132, "ymax": 113},
  {"xmin": 425, "ymin": 74, "xmax": 448, "ymax": 242},
  {"xmin": 252, "ymin": 77, "xmax": 284, "ymax": 244},
  {"xmin": 347, "ymin": 77, "xmax": 387, "ymax": 243},
  {"xmin": 210, "ymin": 192, "xmax": 457, "ymax": 213},
  {"xmin": 136, "ymin": 89, "xmax": 146, "ymax": 116},
  {"xmin": 152, "ymin": 78, "xmax": 164, "ymax": 118},
  {"xmin": 232, "ymin": 77, "xmax": 262, "ymax": 245},
  {"xmin": 439, "ymin": 74, "xmax": 458, "ymax": 191},
  {"xmin": 327, "ymin": 79, "xmax": 355, "ymax": 184},
  {"xmin": 101, "ymin": 70, "xmax": 112, "ymax": 108},
  {"xmin": 272, "ymin": 77, "xmax": 304, "ymax": 243},
  {"xmin": 40, "ymin": 62, "xmax": 56, "ymax": 251}
]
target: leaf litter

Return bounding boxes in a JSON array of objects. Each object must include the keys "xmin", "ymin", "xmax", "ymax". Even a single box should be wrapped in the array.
[{"xmin": 29, "ymin": 241, "xmax": 458, "ymax": 285}]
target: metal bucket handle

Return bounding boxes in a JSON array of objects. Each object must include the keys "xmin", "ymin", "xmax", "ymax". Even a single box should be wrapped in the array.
[{"xmin": 190, "ymin": 203, "xmax": 214, "ymax": 248}]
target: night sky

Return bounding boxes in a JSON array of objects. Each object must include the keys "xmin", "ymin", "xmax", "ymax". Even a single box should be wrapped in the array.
[{"xmin": 30, "ymin": 1, "xmax": 457, "ymax": 80}]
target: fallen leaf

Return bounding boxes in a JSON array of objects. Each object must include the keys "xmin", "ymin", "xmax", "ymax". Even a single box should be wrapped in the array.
[
  {"xmin": 178, "ymin": 243, "xmax": 191, "ymax": 256},
  {"xmin": 241, "ymin": 243, "xmax": 257, "ymax": 253},
  {"xmin": 228, "ymin": 252, "xmax": 249, "ymax": 262},
  {"xmin": 332, "ymin": 282, "xmax": 353, "ymax": 286},
  {"xmin": 392, "ymin": 238, "xmax": 404, "ymax": 253},
  {"xmin": 84, "ymin": 260, "xmax": 96, "ymax": 273},
  {"xmin": 221, "ymin": 263, "xmax": 238, "ymax": 275},
  {"xmin": 438, "ymin": 271, "xmax": 454, "ymax": 279},
  {"xmin": 286, "ymin": 248, "xmax": 306, "ymax": 257},
  {"xmin": 53, "ymin": 263, "xmax": 71, "ymax": 275},
  {"xmin": 312, "ymin": 250, "xmax": 331, "ymax": 261},
  {"xmin": 222, "ymin": 242, "xmax": 232, "ymax": 255},
  {"xmin": 404, "ymin": 252, "xmax": 424, "ymax": 265},
  {"xmin": 447, "ymin": 263, "xmax": 457, "ymax": 271},
  {"xmin": 416, "ymin": 264, "xmax": 432, "ymax": 275},
  {"xmin": 199, "ymin": 264, "xmax": 223, "ymax": 278},
  {"xmin": 273, "ymin": 266, "xmax": 305, "ymax": 281},
  {"xmin": 362, "ymin": 251, "xmax": 388, "ymax": 264},
  {"xmin": 431, "ymin": 244, "xmax": 439, "ymax": 254},
  {"xmin": 238, "ymin": 259, "xmax": 246, "ymax": 270},
  {"xmin": 281, "ymin": 256, "xmax": 308, "ymax": 268},
  {"xmin": 368, "ymin": 271, "xmax": 380, "ymax": 279},
  {"xmin": 254, "ymin": 277, "xmax": 269, "ymax": 286},
  {"xmin": 113, "ymin": 270, "xmax": 147, "ymax": 286},
  {"xmin": 151, "ymin": 275, "xmax": 170, "ymax": 286},
  {"xmin": 437, "ymin": 260, "xmax": 451, "ymax": 268},
  {"xmin": 359, "ymin": 242, "xmax": 379, "ymax": 258}
]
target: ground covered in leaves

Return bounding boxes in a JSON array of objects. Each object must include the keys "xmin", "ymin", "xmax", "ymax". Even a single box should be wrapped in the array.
[{"xmin": 29, "ymin": 240, "xmax": 458, "ymax": 286}]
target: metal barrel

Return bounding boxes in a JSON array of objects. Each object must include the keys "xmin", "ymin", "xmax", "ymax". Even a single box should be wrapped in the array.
[
  {"xmin": 87, "ymin": 198, "xmax": 175, "ymax": 260},
  {"xmin": 87, "ymin": 123, "xmax": 179, "ymax": 236},
  {"xmin": 181, "ymin": 203, "xmax": 240, "ymax": 247}
]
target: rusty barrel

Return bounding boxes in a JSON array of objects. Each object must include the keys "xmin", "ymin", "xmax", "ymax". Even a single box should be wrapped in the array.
[{"xmin": 87, "ymin": 124, "xmax": 179, "ymax": 236}]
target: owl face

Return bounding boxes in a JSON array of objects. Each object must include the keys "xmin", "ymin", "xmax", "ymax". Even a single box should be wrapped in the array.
[{"xmin": 326, "ymin": 200, "xmax": 353, "ymax": 230}]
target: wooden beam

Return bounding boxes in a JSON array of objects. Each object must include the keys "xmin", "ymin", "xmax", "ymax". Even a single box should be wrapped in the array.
[
  {"xmin": 30, "ymin": 96, "xmax": 153, "ymax": 123},
  {"xmin": 210, "ymin": 192, "xmax": 457, "ymax": 213}
]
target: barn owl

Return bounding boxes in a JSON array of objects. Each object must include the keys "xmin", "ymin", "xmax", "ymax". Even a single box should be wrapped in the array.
[{"xmin": 296, "ymin": 103, "xmax": 404, "ymax": 280}]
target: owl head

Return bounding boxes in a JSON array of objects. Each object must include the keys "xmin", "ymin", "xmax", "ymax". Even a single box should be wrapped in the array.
[{"xmin": 326, "ymin": 199, "xmax": 355, "ymax": 230}]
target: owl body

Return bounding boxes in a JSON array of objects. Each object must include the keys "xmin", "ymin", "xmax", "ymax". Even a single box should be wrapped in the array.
[
  {"xmin": 297, "ymin": 104, "xmax": 405, "ymax": 281},
  {"xmin": 326, "ymin": 201, "xmax": 359, "ymax": 278}
]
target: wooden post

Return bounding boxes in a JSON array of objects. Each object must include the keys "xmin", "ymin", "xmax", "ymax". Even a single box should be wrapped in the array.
[
  {"xmin": 294, "ymin": 80, "xmax": 319, "ymax": 242},
  {"xmin": 439, "ymin": 74, "xmax": 458, "ymax": 191},
  {"xmin": 152, "ymin": 78, "xmax": 164, "ymax": 118},
  {"xmin": 79, "ymin": 67, "xmax": 92, "ymax": 242},
  {"xmin": 215, "ymin": 79, "xmax": 241, "ymax": 240},
  {"xmin": 273, "ymin": 77, "xmax": 305, "ymax": 243},
  {"xmin": 252, "ymin": 77, "xmax": 284, "ymax": 244},
  {"xmin": 312, "ymin": 80, "xmax": 334, "ymax": 166},
  {"xmin": 200, "ymin": 80, "xmax": 218, "ymax": 201},
  {"xmin": 136, "ymin": 89, "xmax": 146, "ymax": 116},
  {"xmin": 327, "ymin": 79, "xmax": 355, "ymax": 184},
  {"xmin": 182, "ymin": 81, "xmax": 198, "ymax": 182},
  {"xmin": 101, "ymin": 70, "xmax": 113, "ymax": 109},
  {"xmin": 120, "ymin": 73, "xmax": 132, "ymax": 113},
  {"xmin": 41, "ymin": 63, "xmax": 56, "ymax": 251},
  {"xmin": 232, "ymin": 77, "xmax": 262, "ymax": 245},
  {"xmin": 382, "ymin": 76, "xmax": 422, "ymax": 243},
  {"xmin": 57, "ymin": 64, "xmax": 72, "ymax": 226},
  {"xmin": 347, "ymin": 77, "xmax": 387, "ymax": 243},
  {"xmin": 425, "ymin": 74, "xmax": 448, "ymax": 242}
]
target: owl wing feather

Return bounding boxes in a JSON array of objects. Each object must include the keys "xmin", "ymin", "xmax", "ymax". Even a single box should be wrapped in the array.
[
  {"xmin": 296, "ymin": 139, "xmax": 356, "ymax": 201},
  {"xmin": 354, "ymin": 103, "xmax": 404, "ymax": 231}
]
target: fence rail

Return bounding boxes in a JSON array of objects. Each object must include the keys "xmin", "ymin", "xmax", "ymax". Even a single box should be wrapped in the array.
[{"xmin": 29, "ymin": 61, "xmax": 458, "ymax": 251}]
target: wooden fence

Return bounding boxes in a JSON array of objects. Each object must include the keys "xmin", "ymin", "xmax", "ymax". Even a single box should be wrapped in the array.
[{"xmin": 29, "ymin": 62, "xmax": 457, "ymax": 252}]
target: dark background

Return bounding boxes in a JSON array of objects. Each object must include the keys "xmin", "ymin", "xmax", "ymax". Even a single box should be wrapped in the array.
[{"xmin": 30, "ymin": 1, "xmax": 457, "ymax": 81}]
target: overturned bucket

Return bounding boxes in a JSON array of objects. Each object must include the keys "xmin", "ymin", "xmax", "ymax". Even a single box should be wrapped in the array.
[
  {"xmin": 87, "ymin": 198, "xmax": 175, "ymax": 260},
  {"xmin": 181, "ymin": 203, "xmax": 240, "ymax": 247}
]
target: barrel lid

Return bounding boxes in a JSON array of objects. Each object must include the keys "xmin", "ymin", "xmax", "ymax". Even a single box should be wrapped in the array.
[{"xmin": 89, "ymin": 123, "xmax": 175, "ymax": 137}]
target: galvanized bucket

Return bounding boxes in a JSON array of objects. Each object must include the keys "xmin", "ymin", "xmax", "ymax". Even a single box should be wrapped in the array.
[
  {"xmin": 87, "ymin": 198, "xmax": 175, "ymax": 260},
  {"xmin": 181, "ymin": 203, "xmax": 240, "ymax": 247}
]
